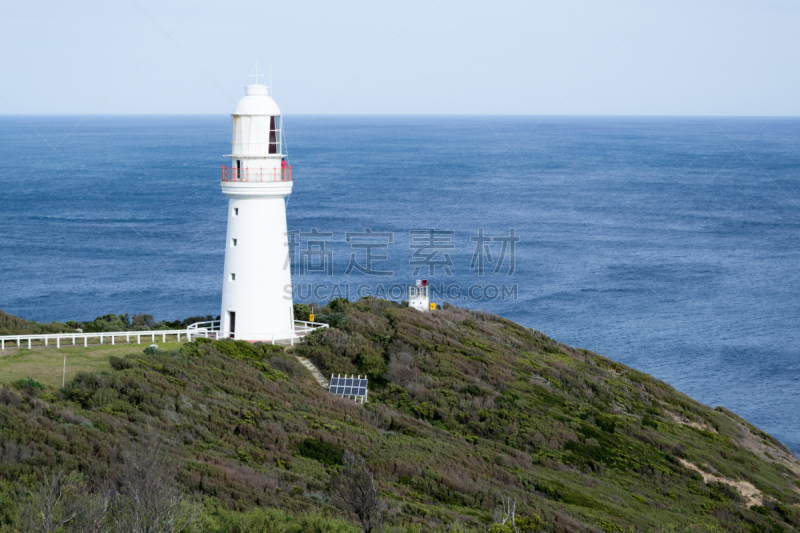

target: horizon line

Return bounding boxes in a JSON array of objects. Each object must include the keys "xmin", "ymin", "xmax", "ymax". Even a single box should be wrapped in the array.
[{"xmin": 1, "ymin": 113, "xmax": 799, "ymax": 119}]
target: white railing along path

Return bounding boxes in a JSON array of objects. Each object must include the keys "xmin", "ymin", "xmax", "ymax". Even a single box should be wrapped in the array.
[
  {"xmin": 0, "ymin": 328, "xmax": 218, "ymax": 351},
  {"xmin": 188, "ymin": 319, "xmax": 328, "ymax": 345},
  {"xmin": 0, "ymin": 319, "xmax": 329, "ymax": 351}
]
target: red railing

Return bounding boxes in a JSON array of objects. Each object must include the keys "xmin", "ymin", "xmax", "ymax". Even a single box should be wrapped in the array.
[{"xmin": 221, "ymin": 165, "xmax": 292, "ymax": 183}]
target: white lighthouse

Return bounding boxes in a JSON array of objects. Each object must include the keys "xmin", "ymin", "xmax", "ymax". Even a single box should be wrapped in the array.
[{"xmin": 219, "ymin": 82, "xmax": 294, "ymax": 341}]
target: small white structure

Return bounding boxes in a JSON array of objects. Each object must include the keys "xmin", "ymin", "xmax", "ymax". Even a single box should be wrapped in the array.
[
  {"xmin": 219, "ymin": 82, "xmax": 294, "ymax": 341},
  {"xmin": 409, "ymin": 279, "xmax": 430, "ymax": 312}
]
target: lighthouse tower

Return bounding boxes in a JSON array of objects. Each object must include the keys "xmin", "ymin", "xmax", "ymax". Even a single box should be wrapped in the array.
[{"xmin": 219, "ymin": 82, "xmax": 293, "ymax": 341}]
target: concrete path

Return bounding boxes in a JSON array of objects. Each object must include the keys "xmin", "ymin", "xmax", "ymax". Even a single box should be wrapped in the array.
[{"xmin": 295, "ymin": 356, "xmax": 329, "ymax": 389}]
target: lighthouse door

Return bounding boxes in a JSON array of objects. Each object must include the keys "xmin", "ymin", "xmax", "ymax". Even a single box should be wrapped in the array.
[{"xmin": 228, "ymin": 311, "xmax": 236, "ymax": 339}]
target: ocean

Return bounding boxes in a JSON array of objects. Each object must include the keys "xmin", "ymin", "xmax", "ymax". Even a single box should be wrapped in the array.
[{"xmin": 1, "ymin": 115, "xmax": 798, "ymax": 452}]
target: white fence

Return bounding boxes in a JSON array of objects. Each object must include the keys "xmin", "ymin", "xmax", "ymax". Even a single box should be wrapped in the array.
[
  {"xmin": 0, "ymin": 316, "xmax": 330, "ymax": 351},
  {"xmin": 294, "ymin": 320, "xmax": 329, "ymax": 338},
  {"xmin": 187, "ymin": 320, "xmax": 220, "ymax": 332},
  {"xmin": 0, "ymin": 328, "xmax": 217, "ymax": 351},
  {"xmin": 0, "ymin": 319, "xmax": 329, "ymax": 351},
  {"xmin": 187, "ymin": 319, "xmax": 329, "ymax": 345}
]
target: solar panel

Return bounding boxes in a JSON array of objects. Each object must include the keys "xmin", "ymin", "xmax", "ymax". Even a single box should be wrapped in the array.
[{"xmin": 328, "ymin": 374, "xmax": 368, "ymax": 403}]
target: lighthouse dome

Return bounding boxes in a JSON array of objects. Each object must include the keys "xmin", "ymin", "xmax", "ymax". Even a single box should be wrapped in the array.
[{"xmin": 233, "ymin": 84, "xmax": 281, "ymax": 116}]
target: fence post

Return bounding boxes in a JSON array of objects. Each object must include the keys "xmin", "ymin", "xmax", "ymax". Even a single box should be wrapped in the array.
[
  {"xmin": 57, "ymin": 337, "xmax": 60, "ymax": 348},
  {"xmin": 45, "ymin": 337, "xmax": 48, "ymax": 347},
  {"xmin": 137, "ymin": 334, "xmax": 140, "ymax": 344},
  {"xmin": 163, "ymin": 333, "xmax": 166, "ymax": 343},
  {"xmin": 72, "ymin": 335, "xmax": 76, "ymax": 345},
  {"xmin": 84, "ymin": 336, "xmax": 87, "ymax": 347},
  {"xmin": 28, "ymin": 339, "xmax": 31, "ymax": 349},
  {"xmin": 112, "ymin": 335, "xmax": 115, "ymax": 346}
]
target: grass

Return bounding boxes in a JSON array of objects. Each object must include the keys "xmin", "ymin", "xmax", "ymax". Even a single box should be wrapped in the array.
[{"xmin": 0, "ymin": 342, "xmax": 184, "ymax": 388}]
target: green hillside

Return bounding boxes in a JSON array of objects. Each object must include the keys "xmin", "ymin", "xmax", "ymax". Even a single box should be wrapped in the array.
[{"xmin": 1, "ymin": 299, "xmax": 799, "ymax": 532}]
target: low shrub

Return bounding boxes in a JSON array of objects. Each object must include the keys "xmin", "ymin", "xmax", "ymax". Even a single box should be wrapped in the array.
[
  {"xmin": 11, "ymin": 378, "xmax": 44, "ymax": 391},
  {"xmin": 314, "ymin": 313, "xmax": 347, "ymax": 328},
  {"xmin": 108, "ymin": 356, "xmax": 134, "ymax": 371},
  {"xmin": 297, "ymin": 438, "xmax": 343, "ymax": 467}
]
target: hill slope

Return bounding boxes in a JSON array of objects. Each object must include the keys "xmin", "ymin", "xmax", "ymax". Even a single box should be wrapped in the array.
[{"xmin": 1, "ymin": 299, "xmax": 799, "ymax": 532}]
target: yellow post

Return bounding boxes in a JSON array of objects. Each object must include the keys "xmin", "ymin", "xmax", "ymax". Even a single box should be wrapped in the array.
[
  {"xmin": 309, "ymin": 313, "xmax": 315, "ymax": 322},
  {"xmin": 430, "ymin": 303, "xmax": 436, "ymax": 311}
]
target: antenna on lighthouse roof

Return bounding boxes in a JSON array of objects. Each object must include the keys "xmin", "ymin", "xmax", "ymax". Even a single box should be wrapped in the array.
[{"xmin": 249, "ymin": 62, "xmax": 265, "ymax": 85}]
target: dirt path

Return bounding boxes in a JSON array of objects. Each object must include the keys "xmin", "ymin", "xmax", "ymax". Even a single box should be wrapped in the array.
[{"xmin": 679, "ymin": 458, "xmax": 763, "ymax": 507}]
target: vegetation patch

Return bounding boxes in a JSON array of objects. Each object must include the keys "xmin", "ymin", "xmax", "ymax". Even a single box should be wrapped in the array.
[
  {"xmin": 298, "ymin": 437, "xmax": 344, "ymax": 467},
  {"xmin": 0, "ymin": 301, "xmax": 798, "ymax": 532}
]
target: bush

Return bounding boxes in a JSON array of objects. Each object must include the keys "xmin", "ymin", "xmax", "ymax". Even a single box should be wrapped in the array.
[
  {"xmin": 294, "ymin": 303, "xmax": 312, "ymax": 321},
  {"xmin": 0, "ymin": 310, "xmax": 77, "ymax": 335},
  {"xmin": 253, "ymin": 342, "xmax": 284, "ymax": 353},
  {"xmin": 298, "ymin": 438, "xmax": 343, "ymax": 466},
  {"xmin": 109, "ymin": 356, "xmax": 134, "ymax": 371},
  {"xmin": 266, "ymin": 356, "xmax": 303, "ymax": 377},
  {"xmin": 163, "ymin": 314, "xmax": 216, "ymax": 329},
  {"xmin": 357, "ymin": 344, "xmax": 387, "ymax": 380},
  {"xmin": 213, "ymin": 339, "xmax": 266, "ymax": 361},
  {"xmin": 315, "ymin": 313, "xmax": 347, "ymax": 328},
  {"xmin": 83, "ymin": 314, "xmax": 128, "ymax": 333},
  {"xmin": 205, "ymin": 507, "xmax": 360, "ymax": 533},
  {"xmin": 203, "ymin": 339, "xmax": 288, "ymax": 381},
  {"xmin": 87, "ymin": 388, "xmax": 119, "ymax": 410},
  {"xmin": 143, "ymin": 346, "xmax": 163, "ymax": 356},
  {"xmin": 12, "ymin": 378, "xmax": 44, "ymax": 391},
  {"xmin": 642, "ymin": 416, "xmax": 658, "ymax": 429}
]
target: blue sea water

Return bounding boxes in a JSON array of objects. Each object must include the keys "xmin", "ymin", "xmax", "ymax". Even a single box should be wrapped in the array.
[{"xmin": 0, "ymin": 115, "xmax": 799, "ymax": 452}]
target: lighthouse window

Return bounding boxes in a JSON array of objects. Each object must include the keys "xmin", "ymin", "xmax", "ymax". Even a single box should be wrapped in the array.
[
  {"xmin": 230, "ymin": 273, "xmax": 236, "ymax": 281},
  {"xmin": 233, "ymin": 208, "xmax": 239, "ymax": 216},
  {"xmin": 232, "ymin": 238, "xmax": 237, "ymax": 247},
  {"xmin": 269, "ymin": 116, "xmax": 280, "ymax": 154}
]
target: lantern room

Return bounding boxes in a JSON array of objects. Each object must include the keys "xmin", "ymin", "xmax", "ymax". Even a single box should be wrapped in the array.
[{"xmin": 230, "ymin": 84, "xmax": 284, "ymax": 161}]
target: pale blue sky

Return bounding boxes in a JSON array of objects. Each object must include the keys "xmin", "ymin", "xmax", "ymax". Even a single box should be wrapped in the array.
[{"xmin": 2, "ymin": 0, "xmax": 799, "ymax": 115}]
